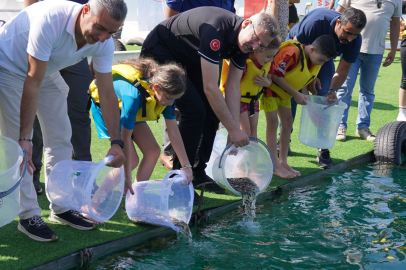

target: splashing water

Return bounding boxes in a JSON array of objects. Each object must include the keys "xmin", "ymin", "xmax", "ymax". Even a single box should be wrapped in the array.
[{"xmin": 227, "ymin": 177, "xmax": 259, "ymax": 220}]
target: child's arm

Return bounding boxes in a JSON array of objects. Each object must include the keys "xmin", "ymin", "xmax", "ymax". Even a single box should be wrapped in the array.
[
  {"xmin": 121, "ymin": 127, "xmax": 135, "ymax": 195},
  {"xmin": 301, "ymin": 86, "xmax": 309, "ymax": 96},
  {"xmin": 253, "ymin": 73, "xmax": 272, "ymax": 88},
  {"xmin": 271, "ymin": 74, "xmax": 308, "ymax": 105},
  {"xmin": 165, "ymin": 118, "xmax": 193, "ymax": 184}
]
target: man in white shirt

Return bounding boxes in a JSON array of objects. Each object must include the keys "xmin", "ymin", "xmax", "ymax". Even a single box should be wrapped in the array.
[
  {"xmin": 0, "ymin": 0, "xmax": 127, "ymax": 242},
  {"xmin": 335, "ymin": 0, "xmax": 402, "ymax": 142}
]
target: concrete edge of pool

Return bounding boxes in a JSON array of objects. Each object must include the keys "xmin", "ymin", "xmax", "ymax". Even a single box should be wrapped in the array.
[{"xmin": 31, "ymin": 151, "xmax": 375, "ymax": 270}]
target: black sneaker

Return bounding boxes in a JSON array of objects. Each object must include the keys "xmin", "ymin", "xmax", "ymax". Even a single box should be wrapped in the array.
[
  {"xmin": 316, "ymin": 149, "xmax": 333, "ymax": 169},
  {"xmin": 18, "ymin": 216, "xmax": 57, "ymax": 242},
  {"xmin": 49, "ymin": 210, "xmax": 96, "ymax": 230},
  {"xmin": 194, "ymin": 175, "xmax": 225, "ymax": 194},
  {"xmin": 33, "ymin": 170, "xmax": 42, "ymax": 194}
]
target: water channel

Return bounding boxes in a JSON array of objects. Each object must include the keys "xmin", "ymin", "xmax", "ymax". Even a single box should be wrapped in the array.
[{"xmin": 91, "ymin": 163, "xmax": 406, "ymax": 269}]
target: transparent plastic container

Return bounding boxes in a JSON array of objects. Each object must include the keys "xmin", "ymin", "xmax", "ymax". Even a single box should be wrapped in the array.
[
  {"xmin": 205, "ymin": 126, "xmax": 228, "ymax": 179},
  {"xmin": 47, "ymin": 155, "xmax": 124, "ymax": 223},
  {"xmin": 298, "ymin": 95, "xmax": 348, "ymax": 149},
  {"xmin": 125, "ymin": 170, "xmax": 194, "ymax": 232},
  {"xmin": 212, "ymin": 137, "xmax": 274, "ymax": 196},
  {"xmin": 0, "ymin": 136, "xmax": 26, "ymax": 228}
]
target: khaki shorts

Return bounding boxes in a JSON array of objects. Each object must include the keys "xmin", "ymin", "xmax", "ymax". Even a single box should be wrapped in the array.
[{"xmin": 261, "ymin": 96, "xmax": 291, "ymax": 112}]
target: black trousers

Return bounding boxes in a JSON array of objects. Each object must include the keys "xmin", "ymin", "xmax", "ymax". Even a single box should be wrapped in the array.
[{"xmin": 141, "ymin": 47, "xmax": 219, "ymax": 178}]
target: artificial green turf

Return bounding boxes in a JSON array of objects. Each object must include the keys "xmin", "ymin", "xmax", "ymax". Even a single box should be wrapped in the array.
[
  {"xmin": 0, "ymin": 50, "xmax": 402, "ymax": 269},
  {"xmin": 124, "ymin": 44, "xmax": 142, "ymax": 51}
]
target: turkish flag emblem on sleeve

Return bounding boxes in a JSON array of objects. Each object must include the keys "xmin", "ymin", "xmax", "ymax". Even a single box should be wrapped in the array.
[{"xmin": 210, "ymin": 39, "xmax": 220, "ymax": 51}]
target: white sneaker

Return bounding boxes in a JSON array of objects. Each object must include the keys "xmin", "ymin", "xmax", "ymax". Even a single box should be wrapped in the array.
[
  {"xmin": 356, "ymin": 128, "xmax": 376, "ymax": 142},
  {"xmin": 397, "ymin": 113, "xmax": 406, "ymax": 121},
  {"xmin": 336, "ymin": 127, "xmax": 347, "ymax": 141}
]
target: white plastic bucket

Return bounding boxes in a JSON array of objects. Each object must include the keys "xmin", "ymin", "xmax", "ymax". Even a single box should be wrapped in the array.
[
  {"xmin": 205, "ymin": 126, "xmax": 228, "ymax": 179},
  {"xmin": 47, "ymin": 155, "xmax": 124, "ymax": 223},
  {"xmin": 125, "ymin": 170, "xmax": 194, "ymax": 232},
  {"xmin": 298, "ymin": 95, "xmax": 348, "ymax": 149},
  {"xmin": 212, "ymin": 137, "xmax": 274, "ymax": 196},
  {"xmin": 0, "ymin": 136, "xmax": 26, "ymax": 228}
]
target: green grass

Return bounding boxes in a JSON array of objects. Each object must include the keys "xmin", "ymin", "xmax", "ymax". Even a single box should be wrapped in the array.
[
  {"xmin": 124, "ymin": 45, "xmax": 142, "ymax": 51},
  {"xmin": 0, "ymin": 50, "xmax": 402, "ymax": 269}
]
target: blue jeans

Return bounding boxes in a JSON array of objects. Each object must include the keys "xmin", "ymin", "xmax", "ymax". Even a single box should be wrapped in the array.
[{"xmin": 336, "ymin": 53, "xmax": 383, "ymax": 129}]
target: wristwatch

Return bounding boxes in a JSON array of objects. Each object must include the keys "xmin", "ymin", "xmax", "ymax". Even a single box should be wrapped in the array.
[{"xmin": 111, "ymin": 139, "xmax": 124, "ymax": 149}]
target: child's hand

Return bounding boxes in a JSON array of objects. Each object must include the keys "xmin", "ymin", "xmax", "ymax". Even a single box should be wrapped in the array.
[
  {"xmin": 294, "ymin": 92, "xmax": 308, "ymax": 105},
  {"xmin": 253, "ymin": 74, "xmax": 272, "ymax": 88},
  {"xmin": 124, "ymin": 177, "xmax": 134, "ymax": 195}
]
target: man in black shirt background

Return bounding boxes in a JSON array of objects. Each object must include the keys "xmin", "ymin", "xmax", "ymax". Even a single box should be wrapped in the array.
[{"xmin": 141, "ymin": 7, "xmax": 278, "ymax": 194}]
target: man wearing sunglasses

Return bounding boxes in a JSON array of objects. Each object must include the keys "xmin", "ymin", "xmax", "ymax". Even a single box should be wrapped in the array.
[
  {"xmin": 288, "ymin": 7, "xmax": 367, "ymax": 169},
  {"xmin": 335, "ymin": 0, "xmax": 401, "ymax": 142},
  {"xmin": 141, "ymin": 7, "xmax": 278, "ymax": 193}
]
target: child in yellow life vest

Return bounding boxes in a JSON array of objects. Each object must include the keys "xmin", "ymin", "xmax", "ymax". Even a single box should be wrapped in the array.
[
  {"xmin": 261, "ymin": 35, "xmax": 336, "ymax": 179},
  {"xmin": 89, "ymin": 58, "xmax": 193, "ymax": 197},
  {"xmin": 220, "ymin": 37, "xmax": 281, "ymax": 137}
]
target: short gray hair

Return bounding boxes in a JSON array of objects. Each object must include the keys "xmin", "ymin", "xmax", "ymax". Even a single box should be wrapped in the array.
[
  {"xmin": 250, "ymin": 12, "xmax": 278, "ymax": 39},
  {"xmin": 88, "ymin": 0, "xmax": 127, "ymax": 22}
]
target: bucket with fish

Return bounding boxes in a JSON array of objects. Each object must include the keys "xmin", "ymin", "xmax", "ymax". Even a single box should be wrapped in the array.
[
  {"xmin": 298, "ymin": 88, "xmax": 348, "ymax": 149},
  {"xmin": 125, "ymin": 170, "xmax": 194, "ymax": 233},
  {"xmin": 211, "ymin": 137, "xmax": 274, "ymax": 196},
  {"xmin": 47, "ymin": 155, "xmax": 124, "ymax": 223}
]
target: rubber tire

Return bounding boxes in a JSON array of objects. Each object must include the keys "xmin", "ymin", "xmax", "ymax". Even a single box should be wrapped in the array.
[
  {"xmin": 113, "ymin": 38, "xmax": 127, "ymax": 52},
  {"xmin": 125, "ymin": 37, "xmax": 144, "ymax": 46},
  {"xmin": 374, "ymin": 121, "xmax": 406, "ymax": 165}
]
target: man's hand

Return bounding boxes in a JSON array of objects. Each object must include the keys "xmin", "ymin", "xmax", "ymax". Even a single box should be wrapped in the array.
[
  {"xmin": 326, "ymin": 91, "xmax": 338, "ymax": 105},
  {"xmin": 383, "ymin": 51, "xmax": 396, "ymax": 67},
  {"xmin": 19, "ymin": 140, "xmax": 35, "ymax": 175},
  {"xmin": 293, "ymin": 92, "xmax": 308, "ymax": 105},
  {"xmin": 229, "ymin": 129, "xmax": 250, "ymax": 148},
  {"xmin": 106, "ymin": 144, "xmax": 126, "ymax": 167},
  {"xmin": 308, "ymin": 78, "xmax": 320, "ymax": 95}
]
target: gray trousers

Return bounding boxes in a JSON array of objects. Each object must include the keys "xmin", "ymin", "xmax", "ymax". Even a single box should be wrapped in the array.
[{"xmin": 32, "ymin": 58, "xmax": 93, "ymax": 166}]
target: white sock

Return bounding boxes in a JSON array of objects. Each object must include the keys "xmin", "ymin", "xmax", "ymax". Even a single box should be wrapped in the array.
[{"xmin": 399, "ymin": 106, "xmax": 406, "ymax": 115}]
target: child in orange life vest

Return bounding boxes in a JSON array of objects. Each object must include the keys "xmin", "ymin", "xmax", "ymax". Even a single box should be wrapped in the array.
[
  {"xmin": 261, "ymin": 35, "xmax": 336, "ymax": 179},
  {"xmin": 90, "ymin": 58, "xmax": 193, "ymax": 198},
  {"xmin": 220, "ymin": 37, "xmax": 282, "ymax": 137}
]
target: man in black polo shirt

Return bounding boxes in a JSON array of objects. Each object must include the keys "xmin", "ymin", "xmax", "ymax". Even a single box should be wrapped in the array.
[{"xmin": 141, "ymin": 7, "xmax": 278, "ymax": 194}]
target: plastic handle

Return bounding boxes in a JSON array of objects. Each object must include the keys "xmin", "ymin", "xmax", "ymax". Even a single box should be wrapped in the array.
[
  {"xmin": 217, "ymin": 137, "xmax": 275, "ymax": 172},
  {"xmin": 0, "ymin": 149, "xmax": 27, "ymax": 199},
  {"xmin": 161, "ymin": 170, "xmax": 186, "ymax": 204},
  {"xmin": 323, "ymin": 87, "xmax": 348, "ymax": 110}
]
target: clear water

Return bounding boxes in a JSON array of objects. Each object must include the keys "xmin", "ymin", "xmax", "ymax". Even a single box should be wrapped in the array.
[{"xmin": 91, "ymin": 163, "xmax": 406, "ymax": 269}]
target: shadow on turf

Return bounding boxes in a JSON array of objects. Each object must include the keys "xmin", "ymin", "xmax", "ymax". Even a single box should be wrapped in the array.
[{"xmin": 350, "ymin": 100, "xmax": 396, "ymax": 111}]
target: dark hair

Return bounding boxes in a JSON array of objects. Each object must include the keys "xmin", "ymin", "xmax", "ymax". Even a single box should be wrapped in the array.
[
  {"xmin": 118, "ymin": 57, "xmax": 187, "ymax": 97},
  {"xmin": 312, "ymin": 35, "xmax": 336, "ymax": 59},
  {"xmin": 339, "ymin": 7, "xmax": 367, "ymax": 30},
  {"xmin": 403, "ymin": 1, "xmax": 406, "ymax": 14},
  {"xmin": 267, "ymin": 35, "xmax": 282, "ymax": 49}
]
